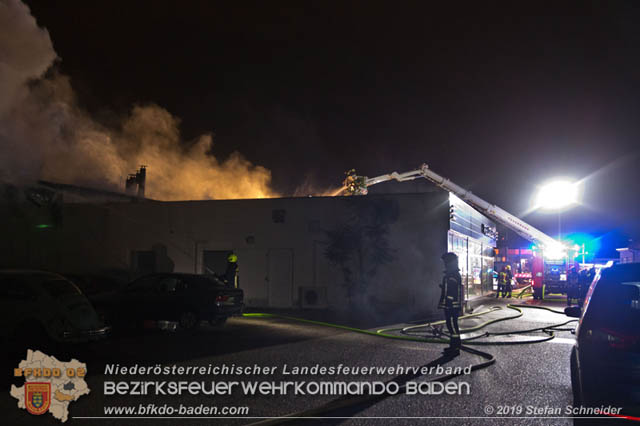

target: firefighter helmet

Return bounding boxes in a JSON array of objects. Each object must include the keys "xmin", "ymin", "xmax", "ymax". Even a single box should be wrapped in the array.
[
  {"xmin": 227, "ymin": 253, "xmax": 238, "ymax": 263},
  {"xmin": 505, "ymin": 265, "xmax": 511, "ymax": 270}
]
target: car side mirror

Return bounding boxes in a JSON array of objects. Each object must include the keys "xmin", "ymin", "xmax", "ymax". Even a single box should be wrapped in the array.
[{"xmin": 564, "ymin": 306, "xmax": 582, "ymax": 318}]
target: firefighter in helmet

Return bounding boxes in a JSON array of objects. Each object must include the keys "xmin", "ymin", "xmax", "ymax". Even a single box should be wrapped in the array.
[
  {"xmin": 567, "ymin": 266, "xmax": 580, "ymax": 306},
  {"xmin": 504, "ymin": 265, "xmax": 513, "ymax": 298},
  {"xmin": 224, "ymin": 252, "xmax": 239, "ymax": 288},
  {"xmin": 438, "ymin": 252, "xmax": 463, "ymax": 356},
  {"xmin": 497, "ymin": 266, "xmax": 507, "ymax": 298}
]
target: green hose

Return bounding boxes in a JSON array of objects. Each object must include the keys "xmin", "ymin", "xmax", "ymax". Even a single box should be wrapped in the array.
[
  {"xmin": 513, "ymin": 284, "xmax": 533, "ymax": 299},
  {"xmin": 242, "ymin": 303, "xmax": 576, "ymax": 425},
  {"xmin": 395, "ymin": 306, "xmax": 503, "ymax": 333},
  {"xmin": 398, "ymin": 305, "xmax": 522, "ymax": 335},
  {"xmin": 242, "ymin": 312, "xmax": 448, "ymax": 343},
  {"xmin": 242, "ymin": 303, "xmax": 575, "ymax": 346},
  {"xmin": 507, "ymin": 303, "xmax": 568, "ymax": 315}
]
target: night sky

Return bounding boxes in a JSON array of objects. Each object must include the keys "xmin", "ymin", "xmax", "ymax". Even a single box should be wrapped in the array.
[{"xmin": 23, "ymin": 0, "xmax": 640, "ymax": 254}]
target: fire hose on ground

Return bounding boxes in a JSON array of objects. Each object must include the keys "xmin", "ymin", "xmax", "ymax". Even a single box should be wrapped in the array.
[{"xmin": 241, "ymin": 303, "xmax": 577, "ymax": 425}]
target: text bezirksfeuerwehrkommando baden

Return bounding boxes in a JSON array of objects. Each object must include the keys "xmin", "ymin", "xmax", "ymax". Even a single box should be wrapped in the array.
[
  {"xmin": 104, "ymin": 363, "xmax": 472, "ymax": 377},
  {"xmin": 103, "ymin": 379, "xmax": 471, "ymax": 396}
]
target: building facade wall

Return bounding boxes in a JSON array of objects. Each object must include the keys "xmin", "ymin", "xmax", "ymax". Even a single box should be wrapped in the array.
[{"xmin": 1, "ymin": 191, "xmax": 496, "ymax": 319}]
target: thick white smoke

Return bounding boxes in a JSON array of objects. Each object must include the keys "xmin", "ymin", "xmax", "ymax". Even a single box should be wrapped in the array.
[
  {"xmin": 0, "ymin": 0, "xmax": 56, "ymax": 115},
  {"xmin": 0, "ymin": 0, "xmax": 276, "ymax": 200}
]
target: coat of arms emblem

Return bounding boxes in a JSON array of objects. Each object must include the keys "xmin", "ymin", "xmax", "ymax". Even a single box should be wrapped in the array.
[{"xmin": 25, "ymin": 382, "xmax": 51, "ymax": 415}]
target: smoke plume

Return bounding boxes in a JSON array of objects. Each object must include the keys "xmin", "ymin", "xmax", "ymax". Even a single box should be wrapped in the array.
[{"xmin": 0, "ymin": 0, "xmax": 276, "ymax": 200}]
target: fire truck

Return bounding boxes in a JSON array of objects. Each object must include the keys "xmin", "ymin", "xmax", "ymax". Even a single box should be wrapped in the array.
[{"xmin": 342, "ymin": 164, "xmax": 576, "ymax": 299}]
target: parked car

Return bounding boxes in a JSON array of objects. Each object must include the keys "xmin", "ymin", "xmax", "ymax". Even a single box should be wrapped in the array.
[
  {"xmin": 0, "ymin": 270, "xmax": 111, "ymax": 348},
  {"xmin": 63, "ymin": 273, "xmax": 125, "ymax": 297},
  {"xmin": 566, "ymin": 263, "xmax": 640, "ymax": 421},
  {"xmin": 92, "ymin": 273, "xmax": 244, "ymax": 330}
]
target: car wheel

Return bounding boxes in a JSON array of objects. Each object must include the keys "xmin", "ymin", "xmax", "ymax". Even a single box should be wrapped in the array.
[
  {"xmin": 178, "ymin": 311, "xmax": 199, "ymax": 330},
  {"xmin": 570, "ymin": 348, "xmax": 599, "ymax": 426},
  {"xmin": 210, "ymin": 318, "xmax": 227, "ymax": 327}
]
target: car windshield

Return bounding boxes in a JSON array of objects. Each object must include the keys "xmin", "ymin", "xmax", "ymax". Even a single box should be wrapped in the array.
[
  {"xmin": 586, "ymin": 269, "xmax": 640, "ymax": 334},
  {"xmin": 42, "ymin": 279, "xmax": 83, "ymax": 299}
]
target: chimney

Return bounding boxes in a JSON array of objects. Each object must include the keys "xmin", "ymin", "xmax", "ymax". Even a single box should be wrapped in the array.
[
  {"xmin": 125, "ymin": 174, "xmax": 137, "ymax": 195},
  {"xmin": 124, "ymin": 166, "xmax": 147, "ymax": 198},
  {"xmin": 137, "ymin": 166, "xmax": 146, "ymax": 198}
]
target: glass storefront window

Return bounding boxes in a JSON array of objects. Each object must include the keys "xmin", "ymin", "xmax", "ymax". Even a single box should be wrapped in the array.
[
  {"xmin": 482, "ymin": 244, "xmax": 495, "ymax": 293},
  {"xmin": 467, "ymin": 239, "xmax": 483, "ymax": 298},
  {"xmin": 448, "ymin": 230, "xmax": 495, "ymax": 301}
]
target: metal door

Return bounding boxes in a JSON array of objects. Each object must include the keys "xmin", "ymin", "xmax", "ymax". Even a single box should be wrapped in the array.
[{"xmin": 202, "ymin": 250, "xmax": 230, "ymax": 275}]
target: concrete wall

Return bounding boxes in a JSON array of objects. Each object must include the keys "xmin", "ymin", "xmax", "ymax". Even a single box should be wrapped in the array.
[{"xmin": 0, "ymin": 192, "xmax": 451, "ymax": 319}]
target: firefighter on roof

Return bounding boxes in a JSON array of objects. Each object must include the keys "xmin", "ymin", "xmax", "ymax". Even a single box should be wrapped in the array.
[{"xmin": 438, "ymin": 252, "xmax": 463, "ymax": 356}]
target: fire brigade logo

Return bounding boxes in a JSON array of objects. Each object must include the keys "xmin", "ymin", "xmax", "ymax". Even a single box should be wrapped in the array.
[
  {"xmin": 25, "ymin": 382, "xmax": 51, "ymax": 415},
  {"xmin": 11, "ymin": 350, "xmax": 90, "ymax": 422}
]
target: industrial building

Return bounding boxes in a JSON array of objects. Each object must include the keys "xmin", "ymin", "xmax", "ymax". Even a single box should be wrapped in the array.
[
  {"xmin": 617, "ymin": 243, "xmax": 640, "ymax": 264},
  {"xmin": 0, "ymin": 181, "xmax": 496, "ymax": 319}
]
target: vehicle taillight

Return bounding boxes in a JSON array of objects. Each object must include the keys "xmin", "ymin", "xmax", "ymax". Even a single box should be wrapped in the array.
[
  {"xmin": 215, "ymin": 295, "xmax": 229, "ymax": 302},
  {"xmin": 598, "ymin": 328, "xmax": 639, "ymax": 350}
]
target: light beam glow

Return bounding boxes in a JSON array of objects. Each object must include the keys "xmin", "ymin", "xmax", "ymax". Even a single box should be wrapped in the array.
[
  {"xmin": 534, "ymin": 180, "xmax": 580, "ymax": 211},
  {"xmin": 543, "ymin": 243, "xmax": 568, "ymax": 260}
]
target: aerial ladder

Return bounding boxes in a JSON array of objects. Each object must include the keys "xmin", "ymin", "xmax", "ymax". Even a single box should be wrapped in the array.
[{"xmin": 342, "ymin": 164, "xmax": 573, "ymax": 298}]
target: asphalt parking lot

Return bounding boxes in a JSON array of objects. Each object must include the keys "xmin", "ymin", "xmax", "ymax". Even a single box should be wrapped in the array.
[{"xmin": 2, "ymin": 295, "xmax": 628, "ymax": 425}]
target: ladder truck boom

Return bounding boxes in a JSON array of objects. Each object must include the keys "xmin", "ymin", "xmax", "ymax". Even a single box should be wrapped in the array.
[{"xmin": 344, "ymin": 164, "xmax": 564, "ymax": 253}]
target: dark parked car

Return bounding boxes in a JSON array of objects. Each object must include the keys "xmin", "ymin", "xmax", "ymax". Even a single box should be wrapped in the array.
[
  {"xmin": 0, "ymin": 270, "xmax": 110, "ymax": 348},
  {"xmin": 93, "ymin": 273, "xmax": 244, "ymax": 330},
  {"xmin": 566, "ymin": 263, "xmax": 640, "ymax": 421},
  {"xmin": 63, "ymin": 273, "xmax": 125, "ymax": 298}
]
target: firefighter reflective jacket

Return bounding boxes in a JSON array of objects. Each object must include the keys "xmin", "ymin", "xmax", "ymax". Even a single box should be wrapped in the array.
[
  {"xmin": 438, "ymin": 270, "xmax": 462, "ymax": 309},
  {"xmin": 224, "ymin": 262, "xmax": 239, "ymax": 288},
  {"xmin": 499, "ymin": 271, "xmax": 508, "ymax": 284}
]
